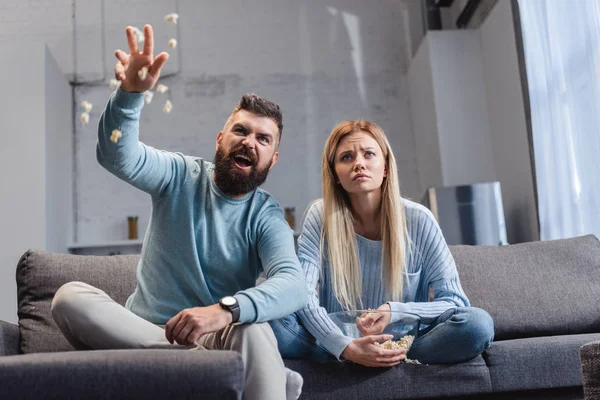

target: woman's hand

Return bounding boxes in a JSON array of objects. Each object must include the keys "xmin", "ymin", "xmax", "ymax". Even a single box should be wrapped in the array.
[
  {"xmin": 356, "ymin": 303, "xmax": 392, "ymax": 336},
  {"xmin": 341, "ymin": 334, "xmax": 406, "ymax": 367},
  {"xmin": 114, "ymin": 24, "xmax": 169, "ymax": 93}
]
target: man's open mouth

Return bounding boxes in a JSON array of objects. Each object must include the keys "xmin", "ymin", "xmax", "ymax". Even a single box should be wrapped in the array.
[{"xmin": 233, "ymin": 155, "xmax": 253, "ymax": 169}]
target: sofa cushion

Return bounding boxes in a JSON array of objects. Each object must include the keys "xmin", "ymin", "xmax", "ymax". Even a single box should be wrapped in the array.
[
  {"xmin": 0, "ymin": 349, "xmax": 244, "ymax": 400},
  {"xmin": 17, "ymin": 250, "xmax": 138, "ymax": 354},
  {"xmin": 451, "ymin": 234, "xmax": 600, "ymax": 340},
  {"xmin": 284, "ymin": 355, "xmax": 492, "ymax": 399},
  {"xmin": 485, "ymin": 332, "xmax": 600, "ymax": 392}
]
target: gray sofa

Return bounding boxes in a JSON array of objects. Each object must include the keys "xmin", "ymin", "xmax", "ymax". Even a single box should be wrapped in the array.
[{"xmin": 2, "ymin": 234, "xmax": 600, "ymax": 399}]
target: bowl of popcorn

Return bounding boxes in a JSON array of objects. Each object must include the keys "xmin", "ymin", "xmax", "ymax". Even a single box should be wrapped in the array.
[{"xmin": 328, "ymin": 310, "xmax": 420, "ymax": 351}]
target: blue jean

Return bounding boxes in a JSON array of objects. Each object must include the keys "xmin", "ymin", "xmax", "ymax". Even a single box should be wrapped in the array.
[{"xmin": 270, "ymin": 307, "xmax": 494, "ymax": 364}]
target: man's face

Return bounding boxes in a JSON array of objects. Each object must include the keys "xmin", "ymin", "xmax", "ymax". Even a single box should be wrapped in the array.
[{"xmin": 214, "ymin": 110, "xmax": 280, "ymax": 197}]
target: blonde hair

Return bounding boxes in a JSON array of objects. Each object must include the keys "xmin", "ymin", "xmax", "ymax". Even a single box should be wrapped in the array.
[{"xmin": 321, "ymin": 120, "xmax": 409, "ymax": 310}]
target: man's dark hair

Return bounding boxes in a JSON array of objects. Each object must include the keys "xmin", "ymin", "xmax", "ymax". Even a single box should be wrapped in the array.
[{"xmin": 226, "ymin": 93, "xmax": 284, "ymax": 141}]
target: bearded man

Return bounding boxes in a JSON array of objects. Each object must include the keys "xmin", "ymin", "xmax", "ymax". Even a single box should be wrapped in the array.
[{"xmin": 51, "ymin": 24, "xmax": 307, "ymax": 400}]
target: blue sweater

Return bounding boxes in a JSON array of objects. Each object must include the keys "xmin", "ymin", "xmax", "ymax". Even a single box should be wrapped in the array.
[
  {"xmin": 296, "ymin": 199, "xmax": 469, "ymax": 359},
  {"xmin": 96, "ymin": 89, "xmax": 308, "ymax": 324}
]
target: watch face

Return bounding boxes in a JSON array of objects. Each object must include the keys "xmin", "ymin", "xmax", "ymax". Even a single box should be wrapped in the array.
[{"xmin": 221, "ymin": 296, "xmax": 237, "ymax": 306}]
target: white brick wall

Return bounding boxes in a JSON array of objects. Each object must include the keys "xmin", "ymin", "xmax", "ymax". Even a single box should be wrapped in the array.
[{"xmin": 1, "ymin": 0, "xmax": 417, "ymax": 246}]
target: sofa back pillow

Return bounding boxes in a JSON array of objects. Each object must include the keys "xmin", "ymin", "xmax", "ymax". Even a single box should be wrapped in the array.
[
  {"xmin": 451, "ymin": 234, "xmax": 600, "ymax": 341},
  {"xmin": 17, "ymin": 250, "xmax": 138, "ymax": 353}
]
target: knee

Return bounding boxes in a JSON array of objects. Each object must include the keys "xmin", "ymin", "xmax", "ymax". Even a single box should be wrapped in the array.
[
  {"xmin": 51, "ymin": 281, "xmax": 94, "ymax": 319},
  {"xmin": 460, "ymin": 307, "xmax": 495, "ymax": 349}
]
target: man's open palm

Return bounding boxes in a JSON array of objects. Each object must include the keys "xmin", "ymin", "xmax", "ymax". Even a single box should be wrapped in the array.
[{"xmin": 114, "ymin": 24, "xmax": 169, "ymax": 93}]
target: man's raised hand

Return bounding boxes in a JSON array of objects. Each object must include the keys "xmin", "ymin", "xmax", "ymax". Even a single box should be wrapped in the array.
[{"xmin": 114, "ymin": 24, "xmax": 169, "ymax": 93}]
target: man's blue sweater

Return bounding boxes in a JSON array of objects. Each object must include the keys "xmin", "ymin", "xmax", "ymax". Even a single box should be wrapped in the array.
[{"xmin": 96, "ymin": 89, "xmax": 307, "ymax": 324}]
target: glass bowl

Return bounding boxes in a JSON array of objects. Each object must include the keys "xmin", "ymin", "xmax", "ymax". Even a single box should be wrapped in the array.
[{"xmin": 328, "ymin": 310, "xmax": 420, "ymax": 350}]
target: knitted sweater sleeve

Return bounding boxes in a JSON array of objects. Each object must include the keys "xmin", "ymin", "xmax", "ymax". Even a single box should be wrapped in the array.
[
  {"xmin": 295, "ymin": 201, "xmax": 353, "ymax": 360},
  {"xmin": 388, "ymin": 204, "xmax": 470, "ymax": 324}
]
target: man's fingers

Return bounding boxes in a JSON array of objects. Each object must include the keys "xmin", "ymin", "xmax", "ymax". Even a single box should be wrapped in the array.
[
  {"xmin": 175, "ymin": 323, "xmax": 194, "ymax": 345},
  {"xmin": 171, "ymin": 317, "xmax": 188, "ymax": 342},
  {"xmin": 143, "ymin": 24, "xmax": 154, "ymax": 57},
  {"xmin": 165, "ymin": 313, "xmax": 182, "ymax": 343},
  {"xmin": 125, "ymin": 26, "xmax": 139, "ymax": 55},
  {"xmin": 114, "ymin": 49, "xmax": 129, "ymax": 64},
  {"xmin": 114, "ymin": 62, "xmax": 125, "ymax": 80},
  {"xmin": 149, "ymin": 52, "xmax": 169, "ymax": 77}
]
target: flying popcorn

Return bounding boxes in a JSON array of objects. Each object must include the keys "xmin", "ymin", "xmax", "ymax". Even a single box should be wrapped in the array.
[
  {"xmin": 110, "ymin": 129, "xmax": 122, "ymax": 143},
  {"xmin": 109, "ymin": 78, "xmax": 122, "ymax": 90},
  {"xmin": 131, "ymin": 26, "xmax": 144, "ymax": 44},
  {"xmin": 163, "ymin": 100, "xmax": 173, "ymax": 113},
  {"xmin": 81, "ymin": 100, "xmax": 93, "ymax": 113},
  {"xmin": 168, "ymin": 39, "xmax": 177, "ymax": 48},
  {"xmin": 138, "ymin": 66, "xmax": 148, "ymax": 81},
  {"xmin": 165, "ymin": 13, "xmax": 179, "ymax": 24},
  {"xmin": 156, "ymin": 84, "xmax": 169, "ymax": 94},
  {"xmin": 144, "ymin": 91, "xmax": 154, "ymax": 104},
  {"xmin": 80, "ymin": 112, "xmax": 90, "ymax": 125}
]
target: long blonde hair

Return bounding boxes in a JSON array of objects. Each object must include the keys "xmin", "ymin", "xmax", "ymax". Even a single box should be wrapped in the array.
[{"xmin": 321, "ymin": 120, "xmax": 409, "ymax": 310}]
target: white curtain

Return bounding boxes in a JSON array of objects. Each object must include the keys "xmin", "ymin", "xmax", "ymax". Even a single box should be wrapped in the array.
[{"xmin": 518, "ymin": 0, "xmax": 600, "ymax": 240}]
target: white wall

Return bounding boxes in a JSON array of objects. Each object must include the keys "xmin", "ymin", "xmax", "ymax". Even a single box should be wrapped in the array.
[
  {"xmin": 0, "ymin": 42, "xmax": 71, "ymax": 323},
  {"xmin": 408, "ymin": 37, "xmax": 444, "ymax": 196},
  {"xmin": 405, "ymin": 0, "xmax": 425, "ymax": 56},
  {"xmin": 69, "ymin": 1, "xmax": 418, "ymax": 243},
  {"xmin": 428, "ymin": 30, "xmax": 496, "ymax": 187},
  {"xmin": 0, "ymin": 1, "xmax": 418, "ymax": 246},
  {"xmin": 408, "ymin": 30, "xmax": 496, "ymax": 195},
  {"xmin": 480, "ymin": 0, "xmax": 539, "ymax": 243},
  {"xmin": 0, "ymin": 42, "xmax": 46, "ymax": 323},
  {"xmin": 407, "ymin": 2, "xmax": 539, "ymax": 244},
  {"xmin": 45, "ymin": 46, "xmax": 73, "ymax": 253}
]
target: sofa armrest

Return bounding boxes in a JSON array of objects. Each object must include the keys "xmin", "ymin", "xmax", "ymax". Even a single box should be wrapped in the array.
[
  {"xmin": 580, "ymin": 340, "xmax": 600, "ymax": 399},
  {"xmin": 0, "ymin": 349, "xmax": 244, "ymax": 400},
  {"xmin": 0, "ymin": 320, "xmax": 20, "ymax": 356}
]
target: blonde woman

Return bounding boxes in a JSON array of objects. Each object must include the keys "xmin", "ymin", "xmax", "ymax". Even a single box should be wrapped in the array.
[{"xmin": 270, "ymin": 120, "xmax": 494, "ymax": 367}]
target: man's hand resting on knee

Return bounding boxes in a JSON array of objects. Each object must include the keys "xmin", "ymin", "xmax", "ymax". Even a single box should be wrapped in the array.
[{"xmin": 165, "ymin": 304, "xmax": 233, "ymax": 345}]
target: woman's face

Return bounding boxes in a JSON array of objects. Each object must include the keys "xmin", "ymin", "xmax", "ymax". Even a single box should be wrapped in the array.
[{"xmin": 333, "ymin": 131, "xmax": 387, "ymax": 196}]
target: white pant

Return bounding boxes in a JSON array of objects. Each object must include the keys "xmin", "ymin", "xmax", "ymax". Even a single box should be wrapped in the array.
[{"xmin": 51, "ymin": 281, "xmax": 286, "ymax": 400}]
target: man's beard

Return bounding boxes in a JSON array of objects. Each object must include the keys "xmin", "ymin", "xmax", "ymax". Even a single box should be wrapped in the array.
[{"xmin": 213, "ymin": 145, "xmax": 272, "ymax": 196}]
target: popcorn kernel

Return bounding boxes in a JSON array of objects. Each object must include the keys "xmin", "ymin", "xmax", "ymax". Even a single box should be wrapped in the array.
[
  {"xmin": 144, "ymin": 91, "xmax": 154, "ymax": 104},
  {"xmin": 109, "ymin": 78, "xmax": 122, "ymax": 90},
  {"xmin": 162, "ymin": 100, "xmax": 173, "ymax": 113},
  {"xmin": 165, "ymin": 13, "xmax": 179, "ymax": 24},
  {"xmin": 110, "ymin": 129, "xmax": 122, "ymax": 143},
  {"xmin": 81, "ymin": 101, "xmax": 93, "ymax": 113},
  {"xmin": 156, "ymin": 84, "xmax": 169, "ymax": 94},
  {"xmin": 138, "ymin": 66, "xmax": 148, "ymax": 81}
]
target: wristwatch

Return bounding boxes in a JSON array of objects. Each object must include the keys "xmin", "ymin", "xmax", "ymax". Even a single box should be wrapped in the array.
[{"xmin": 219, "ymin": 296, "xmax": 240, "ymax": 323}]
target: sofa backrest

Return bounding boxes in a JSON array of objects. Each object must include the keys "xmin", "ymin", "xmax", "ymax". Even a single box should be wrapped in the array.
[
  {"xmin": 17, "ymin": 235, "xmax": 600, "ymax": 352},
  {"xmin": 451, "ymin": 234, "xmax": 600, "ymax": 341},
  {"xmin": 17, "ymin": 250, "xmax": 138, "ymax": 353}
]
